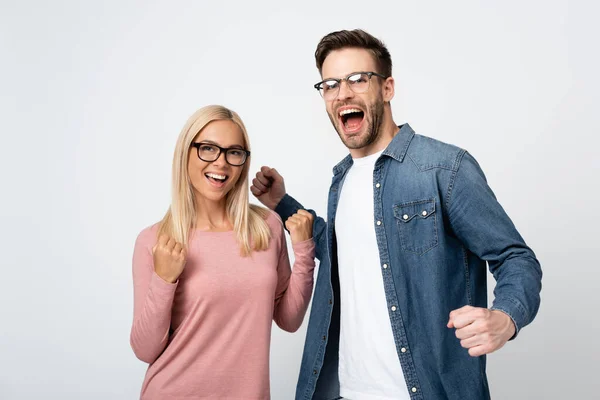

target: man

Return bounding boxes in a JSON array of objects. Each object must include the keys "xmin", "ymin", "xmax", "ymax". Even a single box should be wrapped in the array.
[{"xmin": 251, "ymin": 29, "xmax": 542, "ymax": 400}]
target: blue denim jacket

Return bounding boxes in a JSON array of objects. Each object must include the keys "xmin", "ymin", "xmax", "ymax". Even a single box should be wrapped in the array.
[{"xmin": 275, "ymin": 124, "xmax": 542, "ymax": 400}]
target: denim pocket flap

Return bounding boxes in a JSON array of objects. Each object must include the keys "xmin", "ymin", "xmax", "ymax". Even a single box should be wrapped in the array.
[{"xmin": 394, "ymin": 199, "xmax": 436, "ymax": 223}]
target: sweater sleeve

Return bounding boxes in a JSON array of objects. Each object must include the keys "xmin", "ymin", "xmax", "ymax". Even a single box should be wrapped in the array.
[
  {"xmin": 129, "ymin": 228, "xmax": 178, "ymax": 363},
  {"xmin": 272, "ymin": 225, "xmax": 316, "ymax": 332}
]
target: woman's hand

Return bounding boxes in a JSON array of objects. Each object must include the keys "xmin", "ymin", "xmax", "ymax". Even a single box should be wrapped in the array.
[
  {"xmin": 152, "ymin": 234, "xmax": 187, "ymax": 283},
  {"xmin": 285, "ymin": 210, "xmax": 314, "ymax": 244}
]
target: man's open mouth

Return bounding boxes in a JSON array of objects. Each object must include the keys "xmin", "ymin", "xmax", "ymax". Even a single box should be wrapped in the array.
[{"xmin": 339, "ymin": 108, "xmax": 365, "ymax": 133}]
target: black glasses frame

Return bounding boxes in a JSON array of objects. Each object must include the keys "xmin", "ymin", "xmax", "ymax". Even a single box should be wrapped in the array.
[
  {"xmin": 313, "ymin": 71, "xmax": 388, "ymax": 97},
  {"xmin": 191, "ymin": 142, "xmax": 251, "ymax": 166}
]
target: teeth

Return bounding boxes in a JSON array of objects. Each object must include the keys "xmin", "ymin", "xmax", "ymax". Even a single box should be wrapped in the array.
[
  {"xmin": 339, "ymin": 108, "xmax": 362, "ymax": 117},
  {"xmin": 206, "ymin": 173, "xmax": 227, "ymax": 180}
]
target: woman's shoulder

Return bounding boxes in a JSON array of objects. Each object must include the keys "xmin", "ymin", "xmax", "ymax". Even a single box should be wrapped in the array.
[
  {"xmin": 135, "ymin": 222, "xmax": 161, "ymax": 248},
  {"xmin": 251, "ymin": 204, "xmax": 283, "ymax": 232}
]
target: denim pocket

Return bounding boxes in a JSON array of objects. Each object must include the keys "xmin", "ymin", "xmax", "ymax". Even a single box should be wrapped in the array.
[{"xmin": 393, "ymin": 198, "xmax": 439, "ymax": 255}]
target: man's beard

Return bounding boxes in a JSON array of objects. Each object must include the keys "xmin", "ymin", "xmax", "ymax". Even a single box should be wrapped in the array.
[{"xmin": 328, "ymin": 97, "xmax": 385, "ymax": 150}]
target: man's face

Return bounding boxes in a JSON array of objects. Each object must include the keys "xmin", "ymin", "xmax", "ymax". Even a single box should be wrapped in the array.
[{"xmin": 320, "ymin": 48, "xmax": 386, "ymax": 151}]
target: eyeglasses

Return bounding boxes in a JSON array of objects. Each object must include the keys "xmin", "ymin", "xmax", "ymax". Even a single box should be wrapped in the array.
[
  {"xmin": 191, "ymin": 142, "xmax": 250, "ymax": 166},
  {"xmin": 314, "ymin": 71, "xmax": 388, "ymax": 100}
]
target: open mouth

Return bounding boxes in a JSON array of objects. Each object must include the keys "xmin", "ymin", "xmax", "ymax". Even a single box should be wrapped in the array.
[
  {"xmin": 339, "ymin": 108, "xmax": 365, "ymax": 133},
  {"xmin": 205, "ymin": 172, "xmax": 229, "ymax": 187}
]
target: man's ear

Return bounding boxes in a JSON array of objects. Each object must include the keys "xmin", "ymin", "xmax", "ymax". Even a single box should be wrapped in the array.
[{"xmin": 383, "ymin": 76, "xmax": 395, "ymax": 102}]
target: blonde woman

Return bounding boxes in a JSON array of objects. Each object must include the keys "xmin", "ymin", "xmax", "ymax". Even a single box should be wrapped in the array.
[{"xmin": 130, "ymin": 105, "xmax": 315, "ymax": 399}]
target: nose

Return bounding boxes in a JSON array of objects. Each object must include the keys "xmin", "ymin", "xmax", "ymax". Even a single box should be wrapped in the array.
[
  {"xmin": 336, "ymin": 80, "xmax": 354, "ymax": 101},
  {"xmin": 211, "ymin": 150, "xmax": 227, "ymax": 167}
]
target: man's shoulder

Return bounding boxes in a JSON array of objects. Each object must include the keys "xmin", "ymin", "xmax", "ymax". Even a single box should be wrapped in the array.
[{"xmin": 405, "ymin": 132, "xmax": 466, "ymax": 172}]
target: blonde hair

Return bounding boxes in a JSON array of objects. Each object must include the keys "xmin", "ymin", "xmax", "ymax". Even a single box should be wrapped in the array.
[{"xmin": 158, "ymin": 105, "xmax": 271, "ymax": 256}]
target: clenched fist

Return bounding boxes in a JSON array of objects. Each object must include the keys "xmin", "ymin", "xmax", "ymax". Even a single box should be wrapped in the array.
[
  {"xmin": 250, "ymin": 166, "xmax": 286, "ymax": 210},
  {"xmin": 447, "ymin": 305, "xmax": 516, "ymax": 357},
  {"xmin": 152, "ymin": 234, "xmax": 187, "ymax": 283},
  {"xmin": 285, "ymin": 210, "xmax": 314, "ymax": 244}
]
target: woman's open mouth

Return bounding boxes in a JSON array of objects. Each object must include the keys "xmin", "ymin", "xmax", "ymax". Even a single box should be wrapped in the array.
[{"xmin": 205, "ymin": 172, "xmax": 229, "ymax": 188}]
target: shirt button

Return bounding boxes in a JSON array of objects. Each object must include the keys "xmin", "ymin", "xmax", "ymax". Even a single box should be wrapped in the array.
[
  {"xmin": 391, "ymin": 306, "xmax": 397, "ymax": 311},
  {"xmin": 383, "ymin": 263, "xmax": 388, "ymax": 269},
  {"xmin": 403, "ymin": 214, "xmax": 409, "ymax": 220},
  {"xmin": 412, "ymin": 387, "xmax": 417, "ymax": 393},
  {"xmin": 328, "ymin": 299, "xmax": 332, "ymax": 304},
  {"xmin": 401, "ymin": 347, "xmax": 407, "ymax": 353},
  {"xmin": 422, "ymin": 210, "xmax": 428, "ymax": 216},
  {"xmin": 322, "ymin": 335, "xmax": 326, "ymax": 340},
  {"xmin": 375, "ymin": 183, "xmax": 381, "ymax": 188},
  {"xmin": 376, "ymin": 220, "xmax": 382, "ymax": 226}
]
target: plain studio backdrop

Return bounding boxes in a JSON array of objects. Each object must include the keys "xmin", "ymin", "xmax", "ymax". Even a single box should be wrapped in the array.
[{"xmin": 1, "ymin": 0, "xmax": 598, "ymax": 399}]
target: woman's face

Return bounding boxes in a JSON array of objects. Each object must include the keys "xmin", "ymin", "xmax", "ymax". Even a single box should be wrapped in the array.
[{"xmin": 188, "ymin": 120, "xmax": 247, "ymax": 204}]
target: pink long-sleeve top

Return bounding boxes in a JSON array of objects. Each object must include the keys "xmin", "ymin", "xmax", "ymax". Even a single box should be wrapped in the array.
[{"xmin": 130, "ymin": 210, "xmax": 316, "ymax": 399}]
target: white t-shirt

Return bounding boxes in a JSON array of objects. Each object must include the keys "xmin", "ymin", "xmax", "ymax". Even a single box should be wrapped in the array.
[{"xmin": 335, "ymin": 150, "xmax": 411, "ymax": 400}]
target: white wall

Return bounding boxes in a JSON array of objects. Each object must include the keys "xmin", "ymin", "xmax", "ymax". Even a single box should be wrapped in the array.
[{"xmin": 1, "ymin": 0, "xmax": 598, "ymax": 399}]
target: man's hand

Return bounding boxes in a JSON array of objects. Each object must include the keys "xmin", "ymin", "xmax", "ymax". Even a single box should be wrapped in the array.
[
  {"xmin": 447, "ymin": 306, "xmax": 516, "ymax": 357},
  {"xmin": 285, "ymin": 210, "xmax": 314, "ymax": 244},
  {"xmin": 250, "ymin": 166, "xmax": 286, "ymax": 210}
]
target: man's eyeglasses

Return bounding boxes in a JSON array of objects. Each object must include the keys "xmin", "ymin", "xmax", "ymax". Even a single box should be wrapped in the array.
[
  {"xmin": 191, "ymin": 142, "xmax": 250, "ymax": 166},
  {"xmin": 314, "ymin": 71, "xmax": 388, "ymax": 100}
]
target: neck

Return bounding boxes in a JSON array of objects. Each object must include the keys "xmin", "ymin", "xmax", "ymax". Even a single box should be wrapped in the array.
[
  {"xmin": 349, "ymin": 110, "xmax": 398, "ymax": 158},
  {"xmin": 194, "ymin": 195, "xmax": 232, "ymax": 232}
]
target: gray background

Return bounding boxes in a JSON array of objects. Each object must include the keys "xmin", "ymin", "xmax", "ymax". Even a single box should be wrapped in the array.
[{"xmin": 1, "ymin": 0, "xmax": 598, "ymax": 399}]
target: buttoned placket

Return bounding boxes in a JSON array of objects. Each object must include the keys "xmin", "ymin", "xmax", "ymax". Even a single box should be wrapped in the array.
[{"xmin": 372, "ymin": 158, "xmax": 423, "ymax": 399}]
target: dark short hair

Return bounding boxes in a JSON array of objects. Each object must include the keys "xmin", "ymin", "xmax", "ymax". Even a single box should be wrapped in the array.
[{"xmin": 315, "ymin": 29, "xmax": 392, "ymax": 77}]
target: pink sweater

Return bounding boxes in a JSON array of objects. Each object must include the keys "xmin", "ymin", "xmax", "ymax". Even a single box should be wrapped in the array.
[{"xmin": 130, "ymin": 211, "xmax": 315, "ymax": 399}]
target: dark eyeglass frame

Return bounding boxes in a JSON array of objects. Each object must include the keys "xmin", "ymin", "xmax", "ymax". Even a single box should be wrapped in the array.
[
  {"xmin": 313, "ymin": 71, "xmax": 389, "ymax": 98},
  {"xmin": 191, "ymin": 142, "xmax": 251, "ymax": 166}
]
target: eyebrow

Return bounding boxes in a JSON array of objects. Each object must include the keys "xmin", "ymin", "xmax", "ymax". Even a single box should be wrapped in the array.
[
  {"xmin": 197, "ymin": 140, "xmax": 244, "ymax": 149},
  {"xmin": 321, "ymin": 71, "xmax": 365, "ymax": 81}
]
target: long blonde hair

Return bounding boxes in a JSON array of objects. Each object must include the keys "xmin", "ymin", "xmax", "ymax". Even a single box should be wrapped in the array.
[{"xmin": 158, "ymin": 105, "xmax": 271, "ymax": 256}]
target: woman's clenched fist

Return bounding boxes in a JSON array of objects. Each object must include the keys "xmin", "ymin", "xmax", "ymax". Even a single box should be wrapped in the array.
[
  {"xmin": 152, "ymin": 234, "xmax": 187, "ymax": 283},
  {"xmin": 285, "ymin": 210, "xmax": 314, "ymax": 244}
]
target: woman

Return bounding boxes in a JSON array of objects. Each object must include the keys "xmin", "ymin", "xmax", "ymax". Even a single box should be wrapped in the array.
[{"xmin": 130, "ymin": 105, "xmax": 315, "ymax": 399}]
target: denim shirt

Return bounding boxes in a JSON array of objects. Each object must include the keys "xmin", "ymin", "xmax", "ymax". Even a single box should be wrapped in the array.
[{"xmin": 275, "ymin": 124, "xmax": 542, "ymax": 400}]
